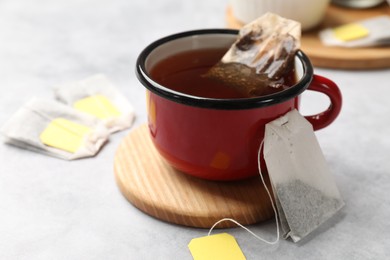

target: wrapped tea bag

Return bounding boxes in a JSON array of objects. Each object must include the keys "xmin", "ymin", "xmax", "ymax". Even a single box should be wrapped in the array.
[
  {"xmin": 263, "ymin": 109, "xmax": 344, "ymax": 242},
  {"xmin": 207, "ymin": 13, "xmax": 301, "ymax": 97},
  {"xmin": 1, "ymin": 98, "xmax": 109, "ymax": 160},
  {"xmin": 54, "ymin": 74, "xmax": 135, "ymax": 133},
  {"xmin": 319, "ymin": 16, "xmax": 390, "ymax": 48}
]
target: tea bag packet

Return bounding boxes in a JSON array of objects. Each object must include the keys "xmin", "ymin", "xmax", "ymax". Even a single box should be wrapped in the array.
[
  {"xmin": 207, "ymin": 13, "xmax": 301, "ymax": 97},
  {"xmin": 319, "ymin": 16, "xmax": 390, "ymax": 47},
  {"xmin": 0, "ymin": 98, "xmax": 109, "ymax": 160},
  {"xmin": 263, "ymin": 109, "xmax": 344, "ymax": 242},
  {"xmin": 54, "ymin": 74, "xmax": 134, "ymax": 133}
]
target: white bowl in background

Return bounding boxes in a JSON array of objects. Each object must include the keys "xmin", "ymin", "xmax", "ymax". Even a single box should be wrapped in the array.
[{"xmin": 230, "ymin": 0, "xmax": 330, "ymax": 31}]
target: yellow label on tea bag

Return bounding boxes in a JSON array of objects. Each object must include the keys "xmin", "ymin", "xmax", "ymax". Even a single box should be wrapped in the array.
[
  {"xmin": 188, "ymin": 233, "xmax": 246, "ymax": 260},
  {"xmin": 73, "ymin": 95, "xmax": 121, "ymax": 119},
  {"xmin": 40, "ymin": 118, "xmax": 91, "ymax": 153},
  {"xmin": 333, "ymin": 23, "xmax": 369, "ymax": 41}
]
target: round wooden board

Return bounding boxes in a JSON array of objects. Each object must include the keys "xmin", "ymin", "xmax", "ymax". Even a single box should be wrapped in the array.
[
  {"xmin": 226, "ymin": 3, "xmax": 390, "ymax": 69},
  {"xmin": 113, "ymin": 124, "xmax": 274, "ymax": 228}
]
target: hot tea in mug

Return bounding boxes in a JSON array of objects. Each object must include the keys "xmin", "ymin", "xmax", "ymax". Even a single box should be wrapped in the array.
[{"xmin": 149, "ymin": 48, "xmax": 297, "ymax": 99}]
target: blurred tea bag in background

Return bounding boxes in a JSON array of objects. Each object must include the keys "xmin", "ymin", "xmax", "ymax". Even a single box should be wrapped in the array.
[
  {"xmin": 264, "ymin": 109, "xmax": 344, "ymax": 242},
  {"xmin": 319, "ymin": 16, "xmax": 390, "ymax": 47},
  {"xmin": 207, "ymin": 12, "xmax": 301, "ymax": 97},
  {"xmin": 55, "ymin": 74, "xmax": 134, "ymax": 133},
  {"xmin": 0, "ymin": 98, "xmax": 109, "ymax": 160}
]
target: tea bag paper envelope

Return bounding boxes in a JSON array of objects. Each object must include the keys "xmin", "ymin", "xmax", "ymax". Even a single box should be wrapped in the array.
[
  {"xmin": 319, "ymin": 16, "xmax": 390, "ymax": 47},
  {"xmin": 54, "ymin": 74, "xmax": 135, "ymax": 133},
  {"xmin": 263, "ymin": 109, "xmax": 344, "ymax": 242},
  {"xmin": 207, "ymin": 13, "xmax": 301, "ymax": 97},
  {"xmin": 0, "ymin": 98, "xmax": 109, "ymax": 160}
]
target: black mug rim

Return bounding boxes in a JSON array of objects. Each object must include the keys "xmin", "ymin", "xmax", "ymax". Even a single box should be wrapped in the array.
[{"xmin": 136, "ymin": 29, "xmax": 313, "ymax": 110}]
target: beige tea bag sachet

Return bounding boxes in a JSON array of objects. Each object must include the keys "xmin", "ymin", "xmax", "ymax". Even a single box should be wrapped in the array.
[
  {"xmin": 55, "ymin": 74, "xmax": 135, "ymax": 133},
  {"xmin": 264, "ymin": 109, "xmax": 344, "ymax": 242},
  {"xmin": 319, "ymin": 16, "xmax": 390, "ymax": 48},
  {"xmin": 0, "ymin": 98, "xmax": 109, "ymax": 160},
  {"xmin": 207, "ymin": 12, "xmax": 301, "ymax": 97},
  {"xmin": 192, "ymin": 110, "xmax": 343, "ymax": 257}
]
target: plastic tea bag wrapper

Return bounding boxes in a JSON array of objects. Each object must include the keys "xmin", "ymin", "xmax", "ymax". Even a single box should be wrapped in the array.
[
  {"xmin": 0, "ymin": 98, "xmax": 109, "ymax": 160},
  {"xmin": 207, "ymin": 12, "xmax": 301, "ymax": 97},
  {"xmin": 54, "ymin": 74, "xmax": 135, "ymax": 133},
  {"xmin": 264, "ymin": 109, "xmax": 344, "ymax": 242},
  {"xmin": 319, "ymin": 16, "xmax": 390, "ymax": 48}
]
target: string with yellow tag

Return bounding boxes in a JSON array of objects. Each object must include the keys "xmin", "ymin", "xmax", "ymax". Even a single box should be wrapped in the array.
[
  {"xmin": 188, "ymin": 138, "xmax": 280, "ymax": 259},
  {"xmin": 0, "ymin": 98, "xmax": 109, "ymax": 160},
  {"xmin": 319, "ymin": 16, "xmax": 390, "ymax": 47},
  {"xmin": 188, "ymin": 110, "xmax": 344, "ymax": 258},
  {"xmin": 188, "ymin": 233, "xmax": 246, "ymax": 260},
  {"xmin": 54, "ymin": 74, "xmax": 135, "ymax": 133}
]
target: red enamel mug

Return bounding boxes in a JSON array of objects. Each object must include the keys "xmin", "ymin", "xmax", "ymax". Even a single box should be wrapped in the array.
[{"xmin": 136, "ymin": 29, "xmax": 342, "ymax": 181}]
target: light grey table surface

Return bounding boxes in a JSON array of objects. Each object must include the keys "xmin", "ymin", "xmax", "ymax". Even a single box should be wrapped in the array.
[{"xmin": 1, "ymin": 0, "xmax": 389, "ymax": 259}]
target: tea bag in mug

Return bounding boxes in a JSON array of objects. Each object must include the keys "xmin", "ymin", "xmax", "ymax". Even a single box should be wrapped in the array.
[
  {"xmin": 1, "ymin": 98, "xmax": 109, "ymax": 160},
  {"xmin": 264, "ymin": 109, "xmax": 344, "ymax": 242},
  {"xmin": 54, "ymin": 74, "xmax": 135, "ymax": 133},
  {"xmin": 207, "ymin": 13, "xmax": 301, "ymax": 97}
]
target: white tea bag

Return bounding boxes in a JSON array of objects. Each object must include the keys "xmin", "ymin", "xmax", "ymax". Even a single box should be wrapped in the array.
[
  {"xmin": 319, "ymin": 16, "xmax": 390, "ymax": 47},
  {"xmin": 207, "ymin": 13, "xmax": 301, "ymax": 97},
  {"xmin": 264, "ymin": 109, "xmax": 344, "ymax": 242},
  {"xmin": 54, "ymin": 74, "xmax": 135, "ymax": 133},
  {"xmin": 1, "ymin": 98, "xmax": 109, "ymax": 160}
]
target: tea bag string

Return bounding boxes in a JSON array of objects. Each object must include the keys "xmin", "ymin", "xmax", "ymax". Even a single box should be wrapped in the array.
[{"xmin": 208, "ymin": 140, "xmax": 280, "ymax": 245}]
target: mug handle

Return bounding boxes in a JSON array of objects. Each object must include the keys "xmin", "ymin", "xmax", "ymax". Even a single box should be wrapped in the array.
[{"xmin": 304, "ymin": 74, "xmax": 342, "ymax": 131}]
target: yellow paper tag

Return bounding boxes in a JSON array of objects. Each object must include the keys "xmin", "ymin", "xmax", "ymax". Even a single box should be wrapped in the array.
[
  {"xmin": 40, "ymin": 118, "xmax": 91, "ymax": 153},
  {"xmin": 188, "ymin": 233, "xmax": 246, "ymax": 260},
  {"xmin": 73, "ymin": 95, "xmax": 121, "ymax": 119},
  {"xmin": 333, "ymin": 23, "xmax": 369, "ymax": 42}
]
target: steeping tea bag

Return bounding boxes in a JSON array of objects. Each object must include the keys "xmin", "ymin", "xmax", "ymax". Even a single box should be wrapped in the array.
[
  {"xmin": 207, "ymin": 13, "xmax": 301, "ymax": 97},
  {"xmin": 1, "ymin": 98, "xmax": 109, "ymax": 160},
  {"xmin": 263, "ymin": 109, "xmax": 344, "ymax": 242},
  {"xmin": 54, "ymin": 74, "xmax": 135, "ymax": 133}
]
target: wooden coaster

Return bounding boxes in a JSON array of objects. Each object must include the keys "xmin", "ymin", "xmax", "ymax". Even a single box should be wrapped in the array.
[
  {"xmin": 113, "ymin": 124, "xmax": 274, "ymax": 228},
  {"xmin": 226, "ymin": 3, "xmax": 390, "ymax": 69}
]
